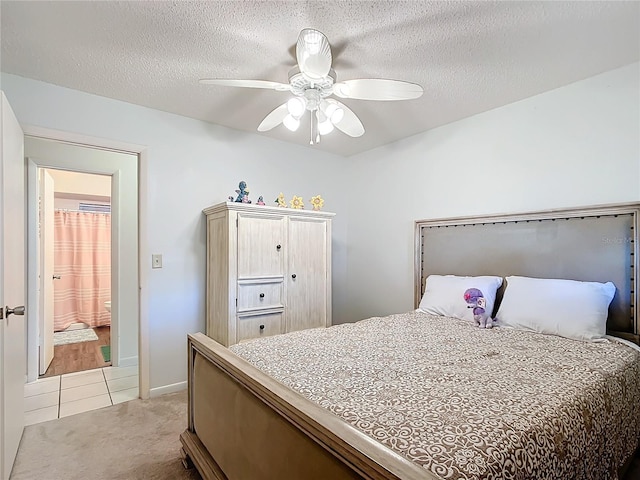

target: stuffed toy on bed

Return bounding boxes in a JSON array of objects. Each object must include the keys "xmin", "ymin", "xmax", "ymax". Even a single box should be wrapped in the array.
[{"xmin": 464, "ymin": 288, "xmax": 493, "ymax": 328}]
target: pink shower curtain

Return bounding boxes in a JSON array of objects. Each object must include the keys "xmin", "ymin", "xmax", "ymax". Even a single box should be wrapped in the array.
[{"xmin": 53, "ymin": 210, "xmax": 111, "ymax": 331}]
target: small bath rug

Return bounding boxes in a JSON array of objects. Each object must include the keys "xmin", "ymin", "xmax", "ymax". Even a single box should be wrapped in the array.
[
  {"xmin": 100, "ymin": 345, "xmax": 111, "ymax": 363},
  {"xmin": 53, "ymin": 328, "xmax": 98, "ymax": 346}
]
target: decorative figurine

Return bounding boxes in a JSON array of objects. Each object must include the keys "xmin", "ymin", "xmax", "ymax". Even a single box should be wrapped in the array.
[
  {"xmin": 310, "ymin": 195, "xmax": 324, "ymax": 211},
  {"xmin": 234, "ymin": 181, "xmax": 251, "ymax": 203},
  {"xmin": 256, "ymin": 196, "xmax": 265, "ymax": 205},
  {"xmin": 464, "ymin": 288, "xmax": 493, "ymax": 328},
  {"xmin": 275, "ymin": 192, "xmax": 287, "ymax": 207},
  {"xmin": 290, "ymin": 195, "xmax": 304, "ymax": 209}
]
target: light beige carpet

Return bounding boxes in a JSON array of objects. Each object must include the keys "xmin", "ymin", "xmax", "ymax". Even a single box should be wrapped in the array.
[
  {"xmin": 10, "ymin": 391, "xmax": 200, "ymax": 480},
  {"xmin": 11, "ymin": 389, "xmax": 640, "ymax": 480}
]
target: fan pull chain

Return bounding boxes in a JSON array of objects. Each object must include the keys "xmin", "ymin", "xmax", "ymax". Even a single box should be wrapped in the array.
[{"xmin": 310, "ymin": 110, "xmax": 320, "ymax": 145}]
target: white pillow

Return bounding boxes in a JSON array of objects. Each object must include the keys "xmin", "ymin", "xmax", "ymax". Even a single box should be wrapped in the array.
[
  {"xmin": 495, "ymin": 276, "xmax": 616, "ymax": 341},
  {"xmin": 418, "ymin": 275, "xmax": 503, "ymax": 322}
]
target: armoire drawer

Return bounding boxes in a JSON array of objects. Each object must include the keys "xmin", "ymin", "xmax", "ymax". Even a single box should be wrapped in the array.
[
  {"xmin": 236, "ymin": 312, "xmax": 283, "ymax": 342},
  {"xmin": 237, "ymin": 281, "xmax": 283, "ymax": 312}
]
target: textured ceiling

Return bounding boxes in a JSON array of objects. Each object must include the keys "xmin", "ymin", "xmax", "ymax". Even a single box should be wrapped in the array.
[{"xmin": 1, "ymin": 1, "xmax": 638, "ymax": 157}]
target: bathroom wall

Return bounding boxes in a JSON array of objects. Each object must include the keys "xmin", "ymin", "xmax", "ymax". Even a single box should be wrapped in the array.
[
  {"xmin": 49, "ymin": 169, "xmax": 111, "ymax": 210},
  {"xmin": 48, "ymin": 169, "xmax": 111, "ymax": 198}
]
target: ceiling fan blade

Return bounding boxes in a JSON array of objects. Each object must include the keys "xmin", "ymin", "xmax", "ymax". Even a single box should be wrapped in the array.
[
  {"xmin": 257, "ymin": 103, "xmax": 289, "ymax": 132},
  {"xmin": 333, "ymin": 79, "xmax": 423, "ymax": 101},
  {"xmin": 296, "ymin": 28, "xmax": 332, "ymax": 81},
  {"xmin": 326, "ymin": 99, "xmax": 364, "ymax": 137},
  {"xmin": 199, "ymin": 79, "xmax": 291, "ymax": 91}
]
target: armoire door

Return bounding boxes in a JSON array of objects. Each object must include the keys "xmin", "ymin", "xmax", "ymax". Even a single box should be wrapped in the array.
[
  {"xmin": 237, "ymin": 214, "xmax": 285, "ymax": 278},
  {"xmin": 287, "ymin": 217, "xmax": 328, "ymax": 332}
]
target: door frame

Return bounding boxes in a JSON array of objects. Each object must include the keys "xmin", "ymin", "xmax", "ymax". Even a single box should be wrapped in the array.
[
  {"xmin": 23, "ymin": 125, "xmax": 150, "ymax": 399},
  {"xmin": 38, "ymin": 169, "xmax": 54, "ymax": 375}
]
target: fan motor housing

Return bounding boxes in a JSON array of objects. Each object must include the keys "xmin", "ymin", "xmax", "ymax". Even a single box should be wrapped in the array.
[{"xmin": 288, "ymin": 66, "xmax": 336, "ymax": 100}]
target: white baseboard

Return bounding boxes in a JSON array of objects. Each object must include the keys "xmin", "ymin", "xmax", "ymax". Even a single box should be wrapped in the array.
[
  {"xmin": 117, "ymin": 356, "xmax": 138, "ymax": 368},
  {"xmin": 150, "ymin": 381, "xmax": 187, "ymax": 398}
]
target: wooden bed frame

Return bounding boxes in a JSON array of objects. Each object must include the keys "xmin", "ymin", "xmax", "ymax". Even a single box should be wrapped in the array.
[{"xmin": 181, "ymin": 202, "xmax": 640, "ymax": 480}]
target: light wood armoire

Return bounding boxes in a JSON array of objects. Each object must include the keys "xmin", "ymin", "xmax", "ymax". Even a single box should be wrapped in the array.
[{"xmin": 203, "ymin": 202, "xmax": 334, "ymax": 346}]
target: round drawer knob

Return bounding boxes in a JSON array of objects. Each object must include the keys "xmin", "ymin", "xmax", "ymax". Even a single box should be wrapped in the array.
[
  {"xmin": 259, "ymin": 293, "xmax": 265, "ymax": 298},
  {"xmin": 259, "ymin": 324, "xmax": 265, "ymax": 330},
  {"xmin": 291, "ymin": 274, "xmax": 297, "ymax": 279},
  {"xmin": 276, "ymin": 244, "xmax": 281, "ymax": 251}
]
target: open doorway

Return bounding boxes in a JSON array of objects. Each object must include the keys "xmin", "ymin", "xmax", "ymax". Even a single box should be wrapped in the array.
[
  {"xmin": 13, "ymin": 128, "xmax": 150, "ymax": 425},
  {"xmin": 38, "ymin": 169, "xmax": 113, "ymax": 377},
  {"xmin": 26, "ymin": 135, "xmax": 139, "ymax": 383}
]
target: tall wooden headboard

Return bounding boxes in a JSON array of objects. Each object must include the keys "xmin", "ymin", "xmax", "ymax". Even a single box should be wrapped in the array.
[{"xmin": 415, "ymin": 203, "xmax": 639, "ymax": 343}]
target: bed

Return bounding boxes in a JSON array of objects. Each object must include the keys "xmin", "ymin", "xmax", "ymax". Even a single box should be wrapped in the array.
[{"xmin": 181, "ymin": 202, "xmax": 640, "ymax": 480}]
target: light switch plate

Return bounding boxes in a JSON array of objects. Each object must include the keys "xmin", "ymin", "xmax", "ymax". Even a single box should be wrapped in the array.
[{"xmin": 152, "ymin": 254, "xmax": 162, "ymax": 269}]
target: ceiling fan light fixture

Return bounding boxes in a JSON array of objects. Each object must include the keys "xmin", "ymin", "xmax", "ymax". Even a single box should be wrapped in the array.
[
  {"xmin": 283, "ymin": 114, "xmax": 300, "ymax": 132},
  {"xmin": 287, "ymin": 97, "xmax": 306, "ymax": 118},
  {"xmin": 203, "ymin": 28, "xmax": 423, "ymax": 144}
]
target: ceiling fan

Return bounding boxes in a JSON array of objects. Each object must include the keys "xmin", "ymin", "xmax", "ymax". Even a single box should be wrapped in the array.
[{"xmin": 199, "ymin": 28, "xmax": 424, "ymax": 145}]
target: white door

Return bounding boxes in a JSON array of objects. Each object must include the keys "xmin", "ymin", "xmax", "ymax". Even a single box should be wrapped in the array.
[
  {"xmin": 39, "ymin": 170, "xmax": 54, "ymax": 375},
  {"xmin": 0, "ymin": 93, "xmax": 26, "ymax": 479}
]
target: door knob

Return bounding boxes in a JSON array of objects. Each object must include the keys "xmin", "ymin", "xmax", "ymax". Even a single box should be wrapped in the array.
[
  {"xmin": 53, "ymin": 275, "xmax": 61, "ymax": 280},
  {"xmin": 5, "ymin": 305, "xmax": 25, "ymax": 318}
]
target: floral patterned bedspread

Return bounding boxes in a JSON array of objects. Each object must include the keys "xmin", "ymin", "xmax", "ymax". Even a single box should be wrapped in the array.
[{"xmin": 230, "ymin": 311, "xmax": 640, "ymax": 480}]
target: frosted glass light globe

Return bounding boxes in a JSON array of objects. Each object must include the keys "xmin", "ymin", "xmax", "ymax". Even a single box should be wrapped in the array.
[
  {"xmin": 283, "ymin": 114, "xmax": 300, "ymax": 131},
  {"xmin": 325, "ymin": 103, "xmax": 344, "ymax": 124},
  {"xmin": 287, "ymin": 97, "xmax": 306, "ymax": 118}
]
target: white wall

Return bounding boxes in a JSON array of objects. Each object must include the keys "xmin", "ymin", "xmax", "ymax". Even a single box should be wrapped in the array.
[
  {"xmin": 344, "ymin": 63, "xmax": 640, "ymax": 323},
  {"xmin": 1, "ymin": 73, "xmax": 349, "ymax": 392}
]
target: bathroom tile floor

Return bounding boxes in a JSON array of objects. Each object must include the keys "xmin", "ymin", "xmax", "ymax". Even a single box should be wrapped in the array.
[{"xmin": 24, "ymin": 365, "xmax": 139, "ymax": 426}]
